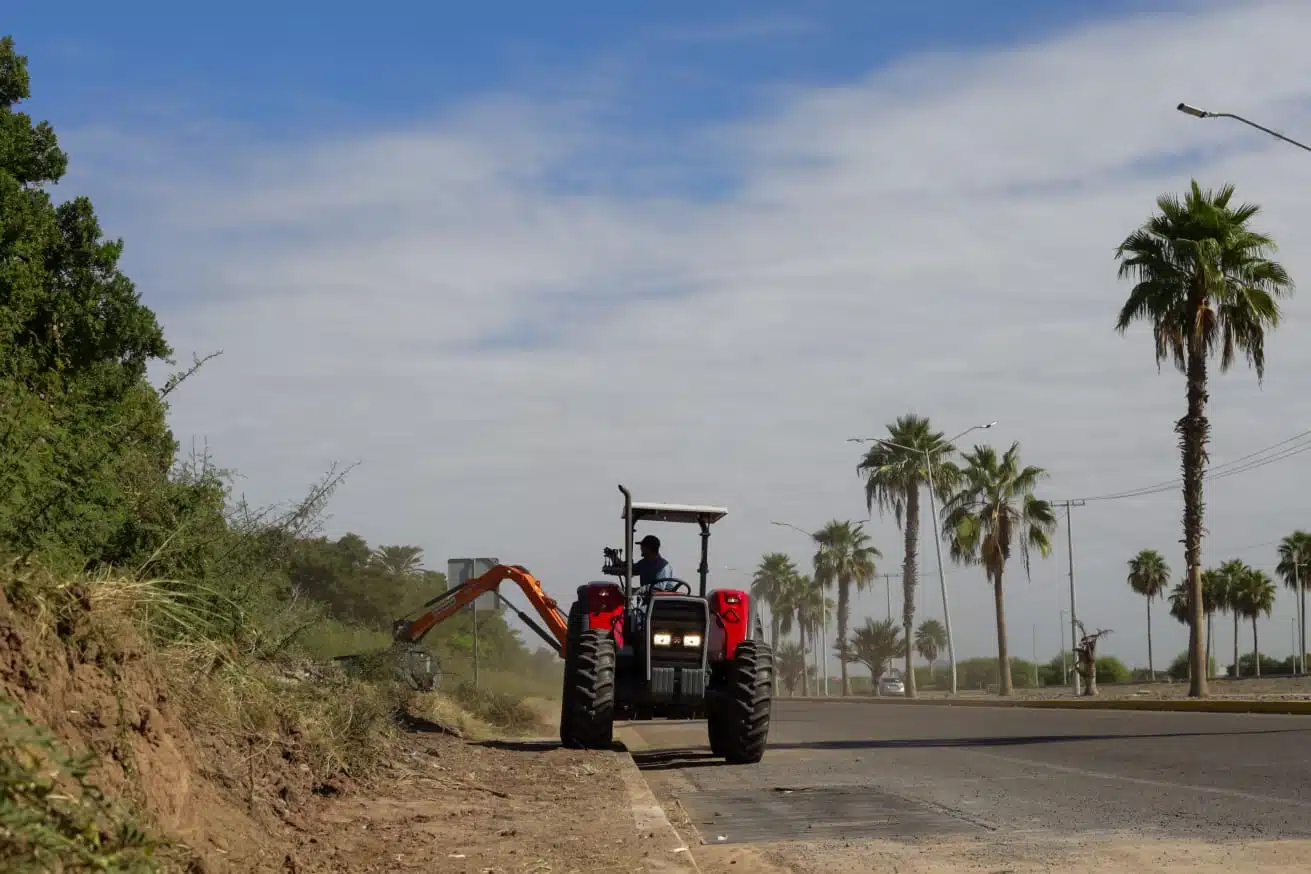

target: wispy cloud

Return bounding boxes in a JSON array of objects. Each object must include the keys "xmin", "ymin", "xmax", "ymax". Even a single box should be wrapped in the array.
[
  {"xmin": 60, "ymin": 0, "xmax": 1311, "ymax": 665},
  {"xmin": 650, "ymin": 14, "xmax": 820, "ymax": 46}
]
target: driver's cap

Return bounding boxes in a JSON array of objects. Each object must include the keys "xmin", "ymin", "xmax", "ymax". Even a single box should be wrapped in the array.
[{"xmin": 638, "ymin": 534, "xmax": 661, "ymax": 549}]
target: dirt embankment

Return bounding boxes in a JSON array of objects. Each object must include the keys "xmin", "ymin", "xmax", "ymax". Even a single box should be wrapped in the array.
[{"xmin": 0, "ymin": 578, "xmax": 659, "ymax": 873}]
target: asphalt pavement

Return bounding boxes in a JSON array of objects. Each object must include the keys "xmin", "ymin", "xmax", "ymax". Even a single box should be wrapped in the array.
[{"xmin": 625, "ymin": 699, "xmax": 1311, "ymax": 848}]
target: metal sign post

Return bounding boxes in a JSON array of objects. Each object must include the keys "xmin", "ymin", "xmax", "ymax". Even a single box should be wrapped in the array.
[{"xmin": 448, "ymin": 557, "xmax": 501, "ymax": 689}]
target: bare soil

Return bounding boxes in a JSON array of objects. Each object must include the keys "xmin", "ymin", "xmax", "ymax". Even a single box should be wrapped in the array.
[{"xmin": 282, "ymin": 731, "xmax": 660, "ymax": 874}]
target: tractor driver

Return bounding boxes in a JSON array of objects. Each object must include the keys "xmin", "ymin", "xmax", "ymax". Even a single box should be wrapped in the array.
[{"xmin": 632, "ymin": 534, "xmax": 677, "ymax": 595}]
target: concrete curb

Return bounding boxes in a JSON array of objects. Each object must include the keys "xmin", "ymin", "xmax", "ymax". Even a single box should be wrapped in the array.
[
  {"xmin": 613, "ymin": 727, "xmax": 701, "ymax": 872},
  {"xmin": 787, "ymin": 695, "xmax": 1311, "ymax": 715}
]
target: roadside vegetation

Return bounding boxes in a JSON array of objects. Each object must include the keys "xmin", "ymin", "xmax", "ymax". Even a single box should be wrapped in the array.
[{"xmin": 0, "ymin": 35, "xmax": 556, "ymax": 873}]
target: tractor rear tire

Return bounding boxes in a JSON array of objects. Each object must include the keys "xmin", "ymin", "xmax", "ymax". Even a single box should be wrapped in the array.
[
  {"xmin": 559, "ymin": 628, "xmax": 615, "ymax": 750},
  {"xmin": 709, "ymin": 639, "xmax": 773, "ymax": 764},
  {"xmin": 558, "ymin": 600, "xmax": 587, "ymax": 748}
]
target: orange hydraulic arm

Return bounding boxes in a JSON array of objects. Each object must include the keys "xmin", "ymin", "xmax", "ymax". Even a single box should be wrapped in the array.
[{"xmin": 392, "ymin": 564, "xmax": 570, "ymax": 657}]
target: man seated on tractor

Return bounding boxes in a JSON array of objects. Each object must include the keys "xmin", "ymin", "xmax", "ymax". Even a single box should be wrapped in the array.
[{"xmin": 632, "ymin": 534, "xmax": 677, "ymax": 595}]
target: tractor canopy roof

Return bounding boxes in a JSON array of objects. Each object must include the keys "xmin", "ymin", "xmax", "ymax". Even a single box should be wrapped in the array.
[{"xmin": 626, "ymin": 501, "xmax": 728, "ymax": 525}]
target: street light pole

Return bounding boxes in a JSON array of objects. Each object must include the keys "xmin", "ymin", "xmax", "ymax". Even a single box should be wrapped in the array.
[
  {"xmin": 1054, "ymin": 499, "xmax": 1086, "ymax": 696},
  {"xmin": 847, "ymin": 420, "xmax": 996, "ymax": 697},
  {"xmin": 1176, "ymin": 102, "xmax": 1311, "ymax": 153},
  {"xmin": 769, "ymin": 520, "xmax": 830, "ymax": 696},
  {"xmin": 1059, "ymin": 609, "xmax": 1068, "ymax": 684}
]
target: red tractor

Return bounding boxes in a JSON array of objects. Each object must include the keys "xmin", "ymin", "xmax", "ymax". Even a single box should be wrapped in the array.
[{"xmin": 559, "ymin": 485, "xmax": 773, "ymax": 763}]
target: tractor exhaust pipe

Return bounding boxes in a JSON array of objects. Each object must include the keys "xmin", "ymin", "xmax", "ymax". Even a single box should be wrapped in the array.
[{"xmin": 619, "ymin": 484, "xmax": 633, "ymax": 599}]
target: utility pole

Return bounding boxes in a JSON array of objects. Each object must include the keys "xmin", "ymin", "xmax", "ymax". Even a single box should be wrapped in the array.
[
  {"xmin": 1032, "ymin": 623, "xmax": 1038, "ymax": 688},
  {"xmin": 882, "ymin": 573, "xmax": 894, "ymax": 621},
  {"xmin": 1298, "ymin": 560, "xmax": 1306, "ymax": 676},
  {"xmin": 1055, "ymin": 500, "xmax": 1085, "ymax": 695},
  {"xmin": 1060, "ymin": 609, "xmax": 1068, "ymax": 684},
  {"xmin": 471, "ymin": 600, "xmax": 480, "ymax": 689}
]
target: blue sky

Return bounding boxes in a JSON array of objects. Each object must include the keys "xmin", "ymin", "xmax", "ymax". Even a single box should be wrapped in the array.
[
  {"xmin": 16, "ymin": 1, "xmax": 1160, "ymax": 143},
  {"xmin": 9, "ymin": 1, "xmax": 1311, "ymax": 670}
]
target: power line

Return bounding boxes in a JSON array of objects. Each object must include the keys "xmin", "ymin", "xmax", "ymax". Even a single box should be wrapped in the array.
[{"xmin": 1069, "ymin": 427, "xmax": 1311, "ymax": 503}]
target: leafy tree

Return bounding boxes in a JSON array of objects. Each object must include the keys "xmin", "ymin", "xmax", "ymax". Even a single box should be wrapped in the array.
[
  {"xmin": 850, "ymin": 617, "xmax": 904, "ymax": 691},
  {"xmin": 1115, "ymin": 180, "xmax": 1295, "ymax": 697},
  {"xmin": 856, "ymin": 414, "xmax": 959, "ymax": 699},
  {"xmin": 0, "ymin": 34, "xmax": 188, "ymax": 571},
  {"xmin": 941, "ymin": 442, "xmax": 1056, "ymax": 696},
  {"xmin": 914, "ymin": 618, "xmax": 947, "ymax": 681},
  {"xmin": 1277, "ymin": 531, "xmax": 1311, "ymax": 663},
  {"xmin": 751, "ymin": 552, "xmax": 799, "ymax": 652},
  {"xmin": 1126, "ymin": 549, "xmax": 1170, "ymax": 680},
  {"xmin": 812, "ymin": 520, "xmax": 878, "ymax": 696}
]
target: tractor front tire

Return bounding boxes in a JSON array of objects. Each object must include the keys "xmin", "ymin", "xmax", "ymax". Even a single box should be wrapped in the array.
[
  {"xmin": 559, "ymin": 629, "xmax": 616, "ymax": 750},
  {"xmin": 708, "ymin": 639, "xmax": 773, "ymax": 764}
]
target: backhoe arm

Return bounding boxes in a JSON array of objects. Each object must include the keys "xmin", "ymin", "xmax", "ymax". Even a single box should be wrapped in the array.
[{"xmin": 392, "ymin": 564, "xmax": 569, "ymax": 656}]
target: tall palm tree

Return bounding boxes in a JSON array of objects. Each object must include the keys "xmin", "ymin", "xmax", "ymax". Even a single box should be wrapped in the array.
[
  {"xmin": 1201, "ymin": 568, "xmax": 1226, "ymax": 678},
  {"xmin": 856, "ymin": 414, "xmax": 960, "ymax": 699},
  {"xmin": 773, "ymin": 573, "xmax": 805, "ymax": 694},
  {"xmin": 792, "ymin": 575, "xmax": 827, "ymax": 696},
  {"xmin": 751, "ymin": 552, "xmax": 799, "ymax": 653},
  {"xmin": 1126, "ymin": 550, "xmax": 1171, "ymax": 681},
  {"xmin": 1114, "ymin": 180, "xmax": 1294, "ymax": 697},
  {"xmin": 812, "ymin": 520, "xmax": 879, "ymax": 696},
  {"xmin": 1216, "ymin": 559, "xmax": 1249, "ymax": 678},
  {"xmin": 941, "ymin": 442, "xmax": 1057, "ymax": 696},
  {"xmin": 914, "ymin": 619, "xmax": 948, "ymax": 684},
  {"xmin": 1276, "ymin": 531, "xmax": 1311, "ymax": 666},
  {"xmin": 1233, "ymin": 566, "xmax": 1277, "ymax": 677}
]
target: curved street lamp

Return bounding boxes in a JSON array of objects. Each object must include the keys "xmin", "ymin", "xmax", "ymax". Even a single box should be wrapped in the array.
[{"xmin": 1176, "ymin": 102, "xmax": 1311, "ymax": 154}]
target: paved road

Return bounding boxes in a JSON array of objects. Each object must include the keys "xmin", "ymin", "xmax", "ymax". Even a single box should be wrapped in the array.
[{"xmin": 625, "ymin": 700, "xmax": 1311, "ymax": 871}]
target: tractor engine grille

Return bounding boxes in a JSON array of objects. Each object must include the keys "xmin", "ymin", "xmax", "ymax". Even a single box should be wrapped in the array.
[{"xmin": 648, "ymin": 600, "xmax": 708, "ymax": 668}]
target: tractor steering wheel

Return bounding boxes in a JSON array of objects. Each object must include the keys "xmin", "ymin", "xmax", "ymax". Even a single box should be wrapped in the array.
[{"xmin": 652, "ymin": 579, "xmax": 693, "ymax": 595}]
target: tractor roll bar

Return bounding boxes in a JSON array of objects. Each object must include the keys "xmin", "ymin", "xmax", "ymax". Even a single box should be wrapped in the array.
[{"xmin": 698, "ymin": 520, "xmax": 709, "ymax": 597}]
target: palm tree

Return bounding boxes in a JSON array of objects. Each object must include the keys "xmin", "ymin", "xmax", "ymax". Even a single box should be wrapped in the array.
[
  {"xmin": 1201, "ymin": 568, "xmax": 1225, "ymax": 678},
  {"xmin": 792, "ymin": 576, "xmax": 828, "ymax": 696},
  {"xmin": 914, "ymin": 619, "xmax": 947, "ymax": 684},
  {"xmin": 773, "ymin": 573, "xmax": 806, "ymax": 694},
  {"xmin": 812, "ymin": 520, "xmax": 879, "ymax": 696},
  {"xmin": 1169, "ymin": 570, "xmax": 1223, "ymax": 678},
  {"xmin": 1216, "ymin": 559, "xmax": 1250, "ymax": 678},
  {"xmin": 851, "ymin": 618, "xmax": 905, "ymax": 693},
  {"xmin": 1114, "ymin": 180, "xmax": 1294, "ymax": 697},
  {"xmin": 371, "ymin": 544, "xmax": 425, "ymax": 576},
  {"xmin": 856, "ymin": 414, "xmax": 960, "ymax": 699},
  {"xmin": 774, "ymin": 642, "xmax": 807, "ymax": 696},
  {"xmin": 1233, "ymin": 566, "xmax": 1277, "ymax": 677},
  {"xmin": 941, "ymin": 442, "xmax": 1056, "ymax": 696},
  {"xmin": 1277, "ymin": 531, "xmax": 1311, "ymax": 667},
  {"xmin": 751, "ymin": 552, "xmax": 799, "ymax": 653},
  {"xmin": 1126, "ymin": 550, "xmax": 1171, "ymax": 681}
]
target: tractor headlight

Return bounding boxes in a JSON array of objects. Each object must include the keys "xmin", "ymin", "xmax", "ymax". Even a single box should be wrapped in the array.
[
  {"xmin": 682, "ymin": 633, "xmax": 702, "ymax": 648},
  {"xmin": 652, "ymin": 632, "xmax": 672, "ymax": 646}
]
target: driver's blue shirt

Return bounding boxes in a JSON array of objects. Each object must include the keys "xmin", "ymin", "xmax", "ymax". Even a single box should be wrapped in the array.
[{"xmin": 632, "ymin": 557, "xmax": 676, "ymax": 590}]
